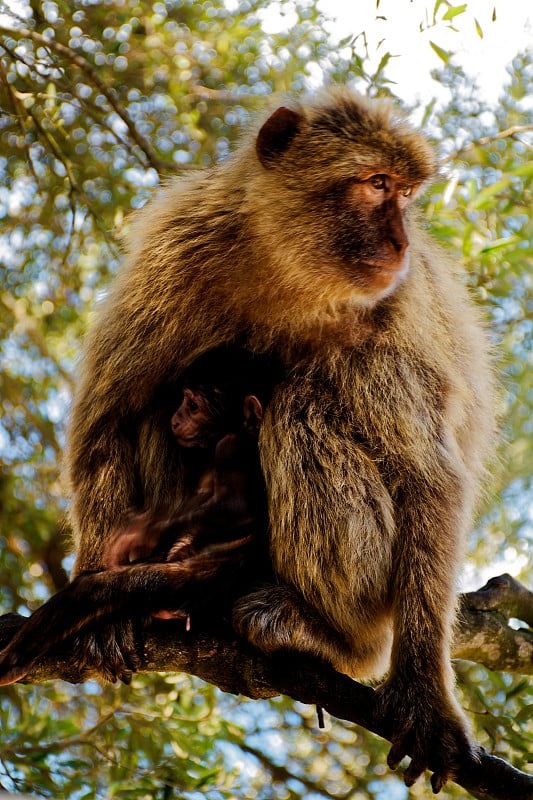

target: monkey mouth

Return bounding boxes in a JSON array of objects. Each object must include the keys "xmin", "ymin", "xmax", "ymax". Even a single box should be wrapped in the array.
[
  {"xmin": 352, "ymin": 256, "xmax": 409, "ymax": 294},
  {"xmin": 175, "ymin": 436, "xmax": 206, "ymax": 448},
  {"xmin": 363, "ymin": 255, "xmax": 409, "ymax": 274},
  {"xmin": 369, "ymin": 254, "xmax": 409, "ymax": 278}
]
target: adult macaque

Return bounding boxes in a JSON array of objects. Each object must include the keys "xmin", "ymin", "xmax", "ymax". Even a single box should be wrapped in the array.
[
  {"xmin": 38, "ymin": 88, "xmax": 495, "ymax": 789},
  {"xmin": 0, "ymin": 351, "xmax": 271, "ymax": 685}
]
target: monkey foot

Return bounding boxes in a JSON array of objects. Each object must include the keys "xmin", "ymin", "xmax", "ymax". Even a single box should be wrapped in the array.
[{"xmin": 374, "ymin": 681, "xmax": 477, "ymax": 792}]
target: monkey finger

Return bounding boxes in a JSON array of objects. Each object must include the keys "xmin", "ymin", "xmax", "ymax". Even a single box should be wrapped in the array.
[
  {"xmin": 387, "ymin": 741, "xmax": 409, "ymax": 771},
  {"xmin": 431, "ymin": 770, "xmax": 449, "ymax": 794},
  {"xmin": 403, "ymin": 754, "xmax": 428, "ymax": 787}
]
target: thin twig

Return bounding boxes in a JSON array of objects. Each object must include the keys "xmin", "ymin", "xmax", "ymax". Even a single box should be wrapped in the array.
[
  {"xmin": 0, "ymin": 59, "xmax": 42, "ymax": 187},
  {"xmin": 443, "ymin": 125, "xmax": 533, "ymax": 163}
]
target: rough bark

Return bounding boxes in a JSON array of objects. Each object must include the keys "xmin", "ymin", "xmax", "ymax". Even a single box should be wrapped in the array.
[{"xmin": 455, "ymin": 574, "xmax": 533, "ymax": 675}]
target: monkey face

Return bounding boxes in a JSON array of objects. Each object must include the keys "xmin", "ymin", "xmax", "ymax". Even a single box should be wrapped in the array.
[
  {"xmin": 171, "ymin": 389, "xmax": 215, "ymax": 448},
  {"xmin": 325, "ymin": 172, "xmax": 415, "ymax": 293}
]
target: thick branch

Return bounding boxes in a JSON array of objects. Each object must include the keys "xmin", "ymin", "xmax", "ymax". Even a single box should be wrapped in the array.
[
  {"xmin": 1, "ymin": 576, "xmax": 532, "ymax": 800},
  {"xmin": 455, "ymin": 575, "xmax": 533, "ymax": 675}
]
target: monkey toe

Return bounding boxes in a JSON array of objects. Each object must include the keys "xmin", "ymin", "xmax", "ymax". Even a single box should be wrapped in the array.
[
  {"xmin": 0, "ymin": 663, "xmax": 29, "ymax": 686},
  {"xmin": 117, "ymin": 668, "xmax": 133, "ymax": 685},
  {"xmin": 386, "ymin": 739, "xmax": 410, "ymax": 772},
  {"xmin": 403, "ymin": 752, "xmax": 429, "ymax": 787},
  {"xmin": 431, "ymin": 770, "xmax": 448, "ymax": 794}
]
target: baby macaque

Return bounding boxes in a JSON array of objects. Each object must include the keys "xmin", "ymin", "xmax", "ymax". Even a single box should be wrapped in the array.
[
  {"xmin": 105, "ymin": 366, "xmax": 265, "ymax": 570},
  {"xmin": 0, "ymin": 349, "xmax": 275, "ymax": 685}
]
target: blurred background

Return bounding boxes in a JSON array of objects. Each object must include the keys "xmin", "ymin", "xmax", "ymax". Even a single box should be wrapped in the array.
[{"xmin": 0, "ymin": 1, "xmax": 531, "ymax": 797}]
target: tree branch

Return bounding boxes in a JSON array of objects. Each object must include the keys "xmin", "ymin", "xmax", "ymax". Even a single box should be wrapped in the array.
[
  {"xmin": 442, "ymin": 125, "xmax": 533, "ymax": 163},
  {"xmin": 455, "ymin": 575, "xmax": 533, "ymax": 674},
  {"xmin": 0, "ymin": 575, "xmax": 531, "ymax": 799},
  {"xmin": 0, "ymin": 25, "xmax": 172, "ymax": 174}
]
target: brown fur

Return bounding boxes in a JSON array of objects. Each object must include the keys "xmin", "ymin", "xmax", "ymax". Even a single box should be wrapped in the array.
[{"xmin": 65, "ymin": 86, "xmax": 495, "ymax": 788}]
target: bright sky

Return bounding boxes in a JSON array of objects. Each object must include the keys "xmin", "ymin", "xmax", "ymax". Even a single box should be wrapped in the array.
[
  {"xmin": 263, "ymin": 0, "xmax": 532, "ymax": 105},
  {"xmin": 320, "ymin": 0, "xmax": 533, "ymax": 104}
]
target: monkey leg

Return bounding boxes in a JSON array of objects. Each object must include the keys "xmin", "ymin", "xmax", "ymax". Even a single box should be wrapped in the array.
[
  {"xmin": 372, "ymin": 473, "xmax": 481, "ymax": 792},
  {"xmin": 232, "ymin": 583, "xmax": 354, "ymax": 670}
]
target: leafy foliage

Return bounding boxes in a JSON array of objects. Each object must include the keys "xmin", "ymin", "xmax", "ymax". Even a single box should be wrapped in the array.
[{"xmin": 0, "ymin": 1, "xmax": 531, "ymax": 797}]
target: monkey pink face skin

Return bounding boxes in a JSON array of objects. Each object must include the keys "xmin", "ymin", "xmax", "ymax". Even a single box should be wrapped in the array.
[{"xmin": 171, "ymin": 389, "xmax": 213, "ymax": 447}]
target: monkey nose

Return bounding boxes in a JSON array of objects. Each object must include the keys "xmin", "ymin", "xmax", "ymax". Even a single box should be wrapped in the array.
[{"xmin": 390, "ymin": 233, "xmax": 409, "ymax": 257}]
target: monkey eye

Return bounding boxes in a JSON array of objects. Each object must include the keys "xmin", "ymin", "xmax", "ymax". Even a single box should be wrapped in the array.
[
  {"xmin": 369, "ymin": 174, "xmax": 388, "ymax": 190},
  {"xmin": 401, "ymin": 185, "xmax": 413, "ymax": 197},
  {"xmin": 187, "ymin": 398, "xmax": 199, "ymax": 412}
]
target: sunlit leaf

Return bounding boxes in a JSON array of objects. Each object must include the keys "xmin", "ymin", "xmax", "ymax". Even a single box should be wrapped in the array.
[
  {"xmin": 442, "ymin": 4, "xmax": 467, "ymax": 22},
  {"xmin": 429, "ymin": 40, "xmax": 450, "ymax": 63}
]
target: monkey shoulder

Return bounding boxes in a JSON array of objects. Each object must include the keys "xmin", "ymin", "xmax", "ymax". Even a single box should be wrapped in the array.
[{"xmin": 213, "ymin": 432, "xmax": 258, "ymax": 472}]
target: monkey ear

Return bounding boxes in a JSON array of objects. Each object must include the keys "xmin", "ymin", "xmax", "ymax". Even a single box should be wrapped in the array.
[
  {"xmin": 256, "ymin": 107, "xmax": 302, "ymax": 168},
  {"xmin": 243, "ymin": 395, "xmax": 263, "ymax": 434}
]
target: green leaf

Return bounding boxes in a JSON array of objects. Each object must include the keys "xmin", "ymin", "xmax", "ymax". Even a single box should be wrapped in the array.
[
  {"xmin": 421, "ymin": 97, "xmax": 437, "ymax": 127},
  {"xmin": 442, "ymin": 4, "xmax": 467, "ymax": 22},
  {"xmin": 480, "ymin": 237, "xmax": 519, "ymax": 253},
  {"xmin": 514, "ymin": 703, "xmax": 533, "ymax": 724},
  {"xmin": 432, "ymin": 0, "xmax": 447, "ymax": 22},
  {"xmin": 429, "ymin": 40, "xmax": 450, "ymax": 63},
  {"xmin": 475, "ymin": 18, "xmax": 484, "ymax": 38},
  {"xmin": 376, "ymin": 52, "xmax": 392, "ymax": 74},
  {"xmin": 470, "ymin": 177, "xmax": 511, "ymax": 208},
  {"xmin": 511, "ymin": 162, "xmax": 533, "ymax": 178}
]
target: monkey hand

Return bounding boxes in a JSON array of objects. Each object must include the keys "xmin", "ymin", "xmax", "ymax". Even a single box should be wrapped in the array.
[
  {"xmin": 374, "ymin": 679, "xmax": 478, "ymax": 793},
  {"xmin": 67, "ymin": 619, "xmax": 142, "ymax": 684},
  {"xmin": 104, "ymin": 512, "xmax": 168, "ymax": 567}
]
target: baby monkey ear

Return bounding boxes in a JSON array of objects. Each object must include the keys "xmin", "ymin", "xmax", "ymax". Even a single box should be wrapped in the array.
[
  {"xmin": 243, "ymin": 395, "xmax": 263, "ymax": 435},
  {"xmin": 256, "ymin": 107, "xmax": 302, "ymax": 168}
]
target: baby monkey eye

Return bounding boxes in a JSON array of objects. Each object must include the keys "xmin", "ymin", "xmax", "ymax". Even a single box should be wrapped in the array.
[{"xmin": 183, "ymin": 393, "xmax": 200, "ymax": 412}]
